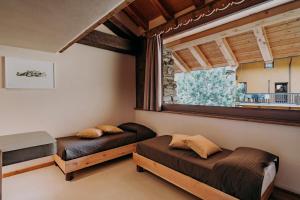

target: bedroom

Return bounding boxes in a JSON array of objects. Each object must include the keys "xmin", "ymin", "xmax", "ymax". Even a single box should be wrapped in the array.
[{"xmin": 0, "ymin": 0, "xmax": 299, "ymax": 200}]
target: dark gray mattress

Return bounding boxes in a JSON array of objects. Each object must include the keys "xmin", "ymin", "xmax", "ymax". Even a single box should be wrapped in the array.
[{"xmin": 57, "ymin": 131, "xmax": 151, "ymax": 161}]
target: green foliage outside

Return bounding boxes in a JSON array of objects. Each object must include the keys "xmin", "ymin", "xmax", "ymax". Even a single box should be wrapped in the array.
[{"xmin": 175, "ymin": 67, "xmax": 244, "ymax": 107}]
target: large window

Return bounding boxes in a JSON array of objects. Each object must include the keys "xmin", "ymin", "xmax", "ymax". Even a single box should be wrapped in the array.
[
  {"xmin": 161, "ymin": 47, "xmax": 300, "ymax": 126},
  {"xmin": 159, "ymin": 13, "xmax": 300, "ymax": 125},
  {"xmin": 162, "ymin": 48, "xmax": 300, "ymax": 111}
]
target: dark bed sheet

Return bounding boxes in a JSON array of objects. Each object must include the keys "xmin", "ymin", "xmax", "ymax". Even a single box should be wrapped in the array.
[
  {"xmin": 57, "ymin": 131, "xmax": 138, "ymax": 161},
  {"xmin": 136, "ymin": 135, "xmax": 232, "ymax": 185}
]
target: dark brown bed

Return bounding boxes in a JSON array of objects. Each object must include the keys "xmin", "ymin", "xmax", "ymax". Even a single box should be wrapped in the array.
[
  {"xmin": 134, "ymin": 135, "xmax": 279, "ymax": 200},
  {"xmin": 54, "ymin": 123, "xmax": 156, "ymax": 180}
]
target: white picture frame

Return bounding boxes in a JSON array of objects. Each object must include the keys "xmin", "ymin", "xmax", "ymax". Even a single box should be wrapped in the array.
[{"xmin": 4, "ymin": 57, "xmax": 55, "ymax": 89}]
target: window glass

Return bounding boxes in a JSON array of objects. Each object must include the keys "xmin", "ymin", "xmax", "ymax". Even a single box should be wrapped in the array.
[{"xmin": 162, "ymin": 48, "xmax": 300, "ymax": 110}]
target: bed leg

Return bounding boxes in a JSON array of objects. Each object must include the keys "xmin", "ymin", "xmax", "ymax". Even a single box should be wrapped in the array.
[
  {"xmin": 137, "ymin": 165, "xmax": 144, "ymax": 172},
  {"xmin": 65, "ymin": 172, "xmax": 74, "ymax": 181}
]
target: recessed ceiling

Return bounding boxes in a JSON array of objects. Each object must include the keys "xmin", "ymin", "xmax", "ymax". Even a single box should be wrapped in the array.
[{"xmin": 0, "ymin": 0, "xmax": 124, "ymax": 52}]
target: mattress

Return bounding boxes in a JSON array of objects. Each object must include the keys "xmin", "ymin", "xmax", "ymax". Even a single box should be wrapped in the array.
[
  {"xmin": 57, "ymin": 131, "xmax": 137, "ymax": 161},
  {"xmin": 57, "ymin": 123, "xmax": 157, "ymax": 161},
  {"xmin": 137, "ymin": 135, "xmax": 276, "ymax": 197}
]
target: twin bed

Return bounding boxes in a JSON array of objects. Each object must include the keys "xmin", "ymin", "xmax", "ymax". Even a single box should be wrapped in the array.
[
  {"xmin": 134, "ymin": 135, "xmax": 278, "ymax": 200},
  {"xmin": 53, "ymin": 123, "xmax": 278, "ymax": 200},
  {"xmin": 54, "ymin": 123, "xmax": 156, "ymax": 180}
]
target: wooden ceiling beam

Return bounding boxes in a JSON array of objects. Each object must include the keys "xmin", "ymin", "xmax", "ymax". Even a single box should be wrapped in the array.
[
  {"xmin": 103, "ymin": 19, "xmax": 136, "ymax": 40},
  {"xmin": 169, "ymin": 3, "xmax": 300, "ymax": 51},
  {"xmin": 253, "ymin": 26, "xmax": 273, "ymax": 63},
  {"xmin": 114, "ymin": 11, "xmax": 145, "ymax": 36},
  {"xmin": 77, "ymin": 30, "xmax": 136, "ymax": 55},
  {"xmin": 149, "ymin": 16, "xmax": 167, "ymax": 30},
  {"xmin": 149, "ymin": 0, "xmax": 173, "ymax": 20},
  {"xmin": 173, "ymin": 52, "xmax": 191, "ymax": 72},
  {"xmin": 215, "ymin": 38, "xmax": 238, "ymax": 67},
  {"xmin": 124, "ymin": 6, "xmax": 148, "ymax": 30},
  {"xmin": 174, "ymin": 5, "xmax": 196, "ymax": 18},
  {"xmin": 59, "ymin": 0, "xmax": 134, "ymax": 53},
  {"xmin": 148, "ymin": 4, "xmax": 196, "ymax": 30},
  {"xmin": 188, "ymin": 46, "xmax": 212, "ymax": 69},
  {"xmin": 147, "ymin": 0, "xmax": 270, "ymax": 38}
]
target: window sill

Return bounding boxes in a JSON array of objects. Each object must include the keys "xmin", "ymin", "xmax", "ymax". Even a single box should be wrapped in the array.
[{"xmin": 135, "ymin": 105, "xmax": 300, "ymax": 127}]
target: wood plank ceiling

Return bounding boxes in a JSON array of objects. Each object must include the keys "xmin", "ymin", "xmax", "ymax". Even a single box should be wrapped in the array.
[
  {"xmin": 103, "ymin": 0, "xmax": 208, "ymax": 38},
  {"xmin": 78, "ymin": 0, "xmax": 209, "ymax": 54},
  {"xmin": 168, "ymin": 16, "xmax": 300, "ymax": 72},
  {"xmin": 164, "ymin": 1, "xmax": 300, "ymax": 72},
  {"xmin": 76, "ymin": 0, "xmax": 300, "ymax": 71}
]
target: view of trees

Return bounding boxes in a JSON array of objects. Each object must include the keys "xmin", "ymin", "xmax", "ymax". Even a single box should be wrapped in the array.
[{"xmin": 175, "ymin": 67, "xmax": 243, "ymax": 107}]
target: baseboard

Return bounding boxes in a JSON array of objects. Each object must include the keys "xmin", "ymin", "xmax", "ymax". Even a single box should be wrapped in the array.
[
  {"xmin": 2, "ymin": 161, "xmax": 55, "ymax": 178},
  {"xmin": 274, "ymin": 186, "xmax": 300, "ymax": 198}
]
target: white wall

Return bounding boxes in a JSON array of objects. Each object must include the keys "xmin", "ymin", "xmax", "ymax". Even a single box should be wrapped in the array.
[
  {"xmin": 135, "ymin": 110, "xmax": 300, "ymax": 194},
  {"xmin": 0, "ymin": 44, "xmax": 135, "ymax": 137}
]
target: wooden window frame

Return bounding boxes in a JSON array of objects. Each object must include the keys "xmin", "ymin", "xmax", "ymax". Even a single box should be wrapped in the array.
[{"xmin": 161, "ymin": 104, "xmax": 300, "ymax": 127}]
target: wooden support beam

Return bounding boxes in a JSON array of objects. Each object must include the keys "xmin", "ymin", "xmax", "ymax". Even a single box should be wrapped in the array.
[
  {"xmin": 149, "ymin": 0, "xmax": 173, "ymax": 20},
  {"xmin": 253, "ymin": 26, "xmax": 273, "ymax": 63},
  {"xmin": 173, "ymin": 52, "xmax": 191, "ymax": 72},
  {"xmin": 77, "ymin": 30, "xmax": 136, "ymax": 55},
  {"xmin": 149, "ymin": 16, "xmax": 167, "ymax": 30},
  {"xmin": 215, "ymin": 38, "xmax": 238, "ymax": 67},
  {"xmin": 59, "ymin": 0, "xmax": 134, "ymax": 53},
  {"xmin": 104, "ymin": 20, "xmax": 136, "ymax": 40},
  {"xmin": 167, "ymin": 1, "xmax": 300, "ymax": 50},
  {"xmin": 147, "ymin": 0, "xmax": 269, "ymax": 38},
  {"xmin": 188, "ymin": 46, "xmax": 211, "ymax": 69},
  {"xmin": 174, "ymin": 6, "xmax": 196, "ymax": 18},
  {"xmin": 114, "ymin": 11, "xmax": 145, "ymax": 36},
  {"xmin": 124, "ymin": 6, "xmax": 148, "ymax": 30}
]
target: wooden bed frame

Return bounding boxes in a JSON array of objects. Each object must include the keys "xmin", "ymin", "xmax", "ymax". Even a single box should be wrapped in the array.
[
  {"xmin": 133, "ymin": 153, "xmax": 274, "ymax": 200},
  {"xmin": 54, "ymin": 143, "xmax": 136, "ymax": 181}
]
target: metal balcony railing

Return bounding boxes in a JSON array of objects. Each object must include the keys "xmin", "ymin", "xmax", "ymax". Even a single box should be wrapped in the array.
[{"xmin": 238, "ymin": 93, "xmax": 300, "ymax": 105}]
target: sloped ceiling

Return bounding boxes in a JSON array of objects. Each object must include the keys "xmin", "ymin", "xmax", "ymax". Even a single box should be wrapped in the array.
[{"xmin": 0, "ymin": 0, "xmax": 124, "ymax": 52}]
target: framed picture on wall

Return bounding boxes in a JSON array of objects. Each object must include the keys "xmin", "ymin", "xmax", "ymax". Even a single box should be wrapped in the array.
[{"xmin": 4, "ymin": 57, "xmax": 55, "ymax": 89}]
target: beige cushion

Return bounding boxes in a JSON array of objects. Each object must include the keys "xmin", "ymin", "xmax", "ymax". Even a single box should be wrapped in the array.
[
  {"xmin": 169, "ymin": 134, "xmax": 191, "ymax": 150},
  {"xmin": 184, "ymin": 135, "xmax": 222, "ymax": 159},
  {"xmin": 96, "ymin": 125, "xmax": 123, "ymax": 133},
  {"xmin": 76, "ymin": 128, "xmax": 103, "ymax": 139}
]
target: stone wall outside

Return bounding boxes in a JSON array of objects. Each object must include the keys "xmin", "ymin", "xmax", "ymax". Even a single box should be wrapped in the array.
[{"xmin": 162, "ymin": 48, "xmax": 177, "ymax": 104}]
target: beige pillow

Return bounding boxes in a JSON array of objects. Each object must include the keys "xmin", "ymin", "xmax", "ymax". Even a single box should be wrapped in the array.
[
  {"xmin": 76, "ymin": 128, "xmax": 103, "ymax": 139},
  {"xmin": 96, "ymin": 125, "xmax": 123, "ymax": 133},
  {"xmin": 169, "ymin": 134, "xmax": 191, "ymax": 150},
  {"xmin": 184, "ymin": 135, "xmax": 222, "ymax": 159}
]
